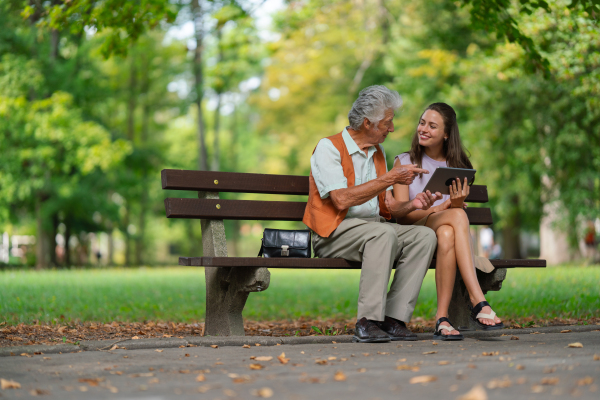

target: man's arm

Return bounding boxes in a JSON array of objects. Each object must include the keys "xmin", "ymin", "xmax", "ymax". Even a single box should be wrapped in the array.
[
  {"xmin": 384, "ymin": 190, "xmax": 442, "ymax": 219},
  {"xmin": 329, "ymin": 164, "xmax": 428, "ymax": 211}
]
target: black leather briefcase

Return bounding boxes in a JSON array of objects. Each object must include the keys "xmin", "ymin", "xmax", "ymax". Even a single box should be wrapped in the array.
[{"xmin": 257, "ymin": 229, "xmax": 312, "ymax": 258}]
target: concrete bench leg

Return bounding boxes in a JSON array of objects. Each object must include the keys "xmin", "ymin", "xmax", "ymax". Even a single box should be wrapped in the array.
[
  {"xmin": 448, "ymin": 268, "xmax": 507, "ymax": 331},
  {"xmin": 199, "ymin": 191, "xmax": 270, "ymax": 337}
]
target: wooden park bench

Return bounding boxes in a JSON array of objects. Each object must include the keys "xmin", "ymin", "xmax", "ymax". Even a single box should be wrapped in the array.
[{"xmin": 162, "ymin": 169, "xmax": 546, "ymax": 336}]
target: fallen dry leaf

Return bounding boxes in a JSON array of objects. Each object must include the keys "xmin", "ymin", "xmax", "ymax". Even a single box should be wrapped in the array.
[
  {"xmin": 242, "ymin": 344, "xmax": 251, "ymax": 349},
  {"xmin": 334, "ymin": 371, "xmax": 347, "ymax": 382},
  {"xmin": 197, "ymin": 385, "xmax": 211, "ymax": 393},
  {"xmin": 487, "ymin": 377, "xmax": 512, "ymax": 389},
  {"xmin": 29, "ymin": 388, "xmax": 49, "ymax": 396},
  {"xmin": 255, "ymin": 356, "xmax": 273, "ymax": 362},
  {"xmin": 1, "ymin": 378, "xmax": 21, "ymax": 389},
  {"xmin": 148, "ymin": 378, "xmax": 159, "ymax": 384},
  {"xmin": 196, "ymin": 374, "xmax": 206, "ymax": 382},
  {"xmin": 277, "ymin": 352, "xmax": 289, "ymax": 364},
  {"xmin": 568, "ymin": 342, "xmax": 583, "ymax": 348},
  {"xmin": 155, "ymin": 349, "xmax": 163, "ymax": 353},
  {"xmin": 541, "ymin": 377, "xmax": 559, "ymax": 385},
  {"xmin": 510, "ymin": 336, "xmax": 519, "ymax": 340},
  {"xmin": 457, "ymin": 385, "xmax": 488, "ymax": 400},
  {"xmin": 223, "ymin": 389, "xmax": 237, "ymax": 397},
  {"xmin": 43, "ymin": 357, "xmax": 51, "ymax": 360},
  {"xmin": 249, "ymin": 364, "xmax": 264, "ymax": 370},
  {"xmin": 516, "ymin": 365, "xmax": 525, "ymax": 370},
  {"xmin": 210, "ymin": 345, "xmax": 219, "ymax": 349},
  {"xmin": 396, "ymin": 365, "xmax": 420, "ymax": 371},
  {"xmin": 131, "ymin": 336, "xmax": 140, "ymax": 340},
  {"xmin": 594, "ymin": 354, "xmax": 600, "ymax": 361},
  {"xmin": 20, "ymin": 353, "xmax": 32, "ymax": 358},
  {"xmin": 252, "ymin": 387, "xmax": 273, "ymax": 398},
  {"xmin": 315, "ymin": 359, "xmax": 328, "ymax": 365},
  {"xmin": 328, "ymin": 356, "xmax": 337, "ymax": 360},
  {"xmin": 377, "ymin": 351, "xmax": 389, "ymax": 355},
  {"xmin": 255, "ymin": 343, "xmax": 261, "ymax": 346},
  {"xmin": 78, "ymin": 378, "xmax": 104, "ymax": 387},
  {"xmin": 422, "ymin": 351, "xmax": 437, "ymax": 355},
  {"xmin": 357, "ymin": 368, "xmax": 367, "ymax": 373},
  {"xmin": 109, "ymin": 345, "xmax": 118, "ymax": 351},
  {"xmin": 531, "ymin": 385, "xmax": 544, "ymax": 393},
  {"xmin": 481, "ymin": 351, "xmax": 499, "ymax": 356},
  {"xmin": 130, "ymin": 373, "xmax": 154, "ymax": 378},
  {"xmin": 516, "ymin": 377, "xmax": 527, "ymax": 385},
  {"xmin": 560, "ymin": 329, "xmax": 572, "ymax": 333},
  {"xmin": 398, "ymin": 358, "xmax": 407, "ymax": 362},
  {"xmin": 362, "ymin": 353, "xmax": 370, "ymax": 356},
  {"xmin": 577, "ymin": 377, "xmax": 594, "ymax": 386},
  {"xmin": 438, "ymin": 361, "xmax": 450, "ymax": 365},
  {"xmin": 410, "ymin": 375, "xmax": 438, "ymax": 384},
  {"xmin": 467, "ymin": 364, "xmax": 476, "ymax": 369},
  {"xmin": 178, "ymin": 370, "xmax": 190, "ymax": 374},
  {"xmin": 109, "ymin": 371, "xmax": 123, "ymax": 375},
  {"xmin": 543, "ymin": 367, "xmax": 556, "ymax": 374}
]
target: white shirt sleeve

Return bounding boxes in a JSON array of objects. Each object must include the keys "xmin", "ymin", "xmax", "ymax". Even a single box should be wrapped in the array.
[{"xmin": 310, "ymin": 139, "xmax": 347, "ymax": 199}]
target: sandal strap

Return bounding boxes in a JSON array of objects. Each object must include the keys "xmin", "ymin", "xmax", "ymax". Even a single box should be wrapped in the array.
[
  {"xmin": 470, "ymin": 301, "xmax": 490, "ymax": 317},
  {"xmin": 438, "ymin": 324, "xmax": 456, "ymax": 332},
  {"xmin": 476, "ymin": 310, "xmax": 497, "ymax": 320},
  {"xmin": 435, "ymin": 317, "xmax": 451, "ymax": 331}
]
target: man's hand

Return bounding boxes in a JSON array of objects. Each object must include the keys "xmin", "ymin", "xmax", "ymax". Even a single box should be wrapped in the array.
[
  {"xmin": 385, "ymin": 190, "xmax": 441, "ymax": 218},
  {"xmin": 411, "ymin": 190, "xmax": 441, "ymax": 211},
  {"xmin": 390, "ymin": 164, "xmax": 429, "ymax": 185}
]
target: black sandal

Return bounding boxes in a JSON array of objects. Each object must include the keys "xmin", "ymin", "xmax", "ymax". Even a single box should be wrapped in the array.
[
  {"xmin": 469, "ymin": 301, "xmax": 505, "ymax": 330},
  {"xmin": 433, "ymin": 317, "xmax": 464, "ymax": 341}
]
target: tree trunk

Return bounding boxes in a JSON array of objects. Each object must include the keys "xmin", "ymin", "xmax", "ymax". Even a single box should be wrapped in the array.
[
  {"xmin": 124, "ymin": 205, "xmax": 131, "ymax": 266},
  {"xmin": 64, "ymin": 222, "xmax": 71, "ymax": 267},
  {"xmin": 127, "ymin": 56, "xmax": 137, "ymax": 142},
  {"xmin": 50, "ymin": 29, "xmax": 59, "ymax": 61},
  {"xmin": 136, "ymin": 185, "xmax": 147, "ymax": 266},
  {"xmin": 211, "ymin": 93, "xmax": 221, "ymax": 172},
  {"xmin": 192, "ymin": 0, "xmax": 209, "ymax": 171},
  {"xmin": 107, "ymin": 224, "xmax": 114, "ymax": 266},
  {"xmin": 35, "ymin": 200, "xmax": 48, "ymax": 269},
  {"xmin": 50, "ymin": 213, "xmax": 58, "ymax": 266},
  {"xmin": 502, "ymin": 195, "xmax": 522, "ymax": 259}
]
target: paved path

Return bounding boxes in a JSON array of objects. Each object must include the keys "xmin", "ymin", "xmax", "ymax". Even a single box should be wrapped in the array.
[{"xmin": 1, "ymin": 327, "xmax": 599, "ymax": 399}]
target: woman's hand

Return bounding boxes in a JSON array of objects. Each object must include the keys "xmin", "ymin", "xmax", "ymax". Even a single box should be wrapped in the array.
[{"xmin": 450, "ymin": 177, "xmax": 470, "ymax": 208}]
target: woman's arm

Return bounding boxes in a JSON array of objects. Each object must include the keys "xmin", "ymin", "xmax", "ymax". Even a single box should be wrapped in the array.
[{"xmin": 392, "ymin": 158, "xmax": 446, "ymax": 224}]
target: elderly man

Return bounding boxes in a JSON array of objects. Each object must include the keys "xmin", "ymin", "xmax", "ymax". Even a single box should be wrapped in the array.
[{"xmin": 303, "ymin": 85, "xmax": 440, "ymax": 343}]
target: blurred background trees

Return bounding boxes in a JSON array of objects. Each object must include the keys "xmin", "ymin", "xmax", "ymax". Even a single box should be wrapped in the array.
[{"xmin": 1, "ymin": 0, "xmax": 598, "ymax": 267}]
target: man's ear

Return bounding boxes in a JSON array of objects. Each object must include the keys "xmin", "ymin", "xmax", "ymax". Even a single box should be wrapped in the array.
[{"xmin": 363, "ymin": 117, "xmax": 372, "ymax": 130}]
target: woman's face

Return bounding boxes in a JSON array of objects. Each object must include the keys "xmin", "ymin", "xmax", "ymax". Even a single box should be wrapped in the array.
[{"xmin": 417, "ymin": 109, "xmax": 446, "ymax": 147}]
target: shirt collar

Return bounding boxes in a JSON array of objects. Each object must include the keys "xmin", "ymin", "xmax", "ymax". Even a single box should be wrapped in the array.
[{"xmin": 342, "ymin": 127, "xmax": 376, "ymax": 157}]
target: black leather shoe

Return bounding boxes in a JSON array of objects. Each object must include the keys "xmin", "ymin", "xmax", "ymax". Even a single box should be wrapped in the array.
[
  {"xmin": 352, "ymin": 317, "xmax": 391, "ymax": 343},
  {"xmin": 377, "ymin": 316, "xmax": 418, "ymax": 341}
]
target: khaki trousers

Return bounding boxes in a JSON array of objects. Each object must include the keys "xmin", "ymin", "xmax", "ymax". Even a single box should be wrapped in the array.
[{"xmin": 313, "ymin": 217, "xmax": 437, "ymax": 322}]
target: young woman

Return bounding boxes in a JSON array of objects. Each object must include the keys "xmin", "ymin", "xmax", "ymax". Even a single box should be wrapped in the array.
[{"xmin": 392, "ymin": 102, "xmax": 503, "ymax": 340}]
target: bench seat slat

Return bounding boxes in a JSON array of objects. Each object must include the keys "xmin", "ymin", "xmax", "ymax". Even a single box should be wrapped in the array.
[
  {"xmin": 161, "ymin": 169, "xmax": 489, "ymax": 203},
  {"xmin": 165, "ymin": 198, "xmax": 494, "ymax": 225},
  {"xmin": 179, "ymin": 257, "xmax": 546, "ymax": 269}
]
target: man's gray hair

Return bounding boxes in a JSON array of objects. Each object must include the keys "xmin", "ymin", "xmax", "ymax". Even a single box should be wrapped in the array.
[{"xmin": 348, "ymin": 85, "xmax": 403, "ymax": 130}]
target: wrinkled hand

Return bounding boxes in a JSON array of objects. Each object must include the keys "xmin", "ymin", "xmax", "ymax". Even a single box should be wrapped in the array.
[
  {"xmin": 391, "ymin": 164, "xmax": 429, "ymax": 185},
  {"xmin": 449, "ymin": 177, "xmax": 470, "ymax": 208},
  {"xmin": 412, "ymin": 190, "xmax": 441, "ymax": 211}
]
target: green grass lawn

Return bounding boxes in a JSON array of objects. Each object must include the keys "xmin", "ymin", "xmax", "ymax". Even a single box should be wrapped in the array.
[{"xmin": 0, "ymin": 266, "xmax": 598, "ymax": 325}]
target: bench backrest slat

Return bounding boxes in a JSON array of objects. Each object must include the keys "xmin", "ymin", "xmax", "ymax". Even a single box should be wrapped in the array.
[
  {"xmin": 161, "ymin": 169, "xmax": 489, "ymax": 203},
  {"xmin": 164, "ymin": 198, "xmax": 493, "ymax": 225}
]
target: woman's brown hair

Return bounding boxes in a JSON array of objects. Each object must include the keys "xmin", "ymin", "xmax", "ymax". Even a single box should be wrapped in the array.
[{"xmin": 405, "ymin": 102, "xmax": 473, "ymax": 172}]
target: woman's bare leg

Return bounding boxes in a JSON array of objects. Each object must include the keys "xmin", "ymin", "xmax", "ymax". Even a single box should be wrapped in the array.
[
  {"xmin": 434, "ymin": 225, "xmax": 460, "ymax": 335},
  {"xmin": 426, "ymin": 208, "xmax": 501, "ymax": 326}
]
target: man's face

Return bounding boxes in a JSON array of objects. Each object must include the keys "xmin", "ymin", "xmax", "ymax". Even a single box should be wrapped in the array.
[{"xmin": 365, "ymin": 108, "xmax": 395, "ymax": 144}]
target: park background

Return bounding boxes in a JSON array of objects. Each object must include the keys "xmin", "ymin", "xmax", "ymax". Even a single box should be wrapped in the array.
[{"xmin": 0, "ymin": 0, "xmax": 599, "ymax": 333}]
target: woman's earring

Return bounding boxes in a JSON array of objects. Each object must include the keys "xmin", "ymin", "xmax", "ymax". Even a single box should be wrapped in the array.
[{"xmin": 444, "ymin": 137, "xmax": 448, "ymax": 141}]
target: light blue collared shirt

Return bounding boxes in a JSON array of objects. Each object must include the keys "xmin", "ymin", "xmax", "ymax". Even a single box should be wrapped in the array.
[{"xmin": 310, "ymin": 127, "xmax": 392, "ymax": 219}]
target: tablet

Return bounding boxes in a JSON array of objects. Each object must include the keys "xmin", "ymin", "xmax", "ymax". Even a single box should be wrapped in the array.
[{"xmin": 422, "ymin": 167, "xmax": 476, "ymax": 195}]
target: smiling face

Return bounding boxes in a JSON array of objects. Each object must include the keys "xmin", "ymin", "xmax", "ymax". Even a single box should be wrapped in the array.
[
  {"xmin": 417, "ymin": 109, "xmax": 446, "ymax": 148},
  {"xmin": 365, "ymin": 108, "xmax": 395, "ymax": 144}
]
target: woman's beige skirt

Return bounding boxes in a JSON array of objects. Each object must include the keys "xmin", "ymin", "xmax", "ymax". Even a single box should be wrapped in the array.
[{"xmin": 412, "ymin": 212, "xmax": 495, "ymax": 273}]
